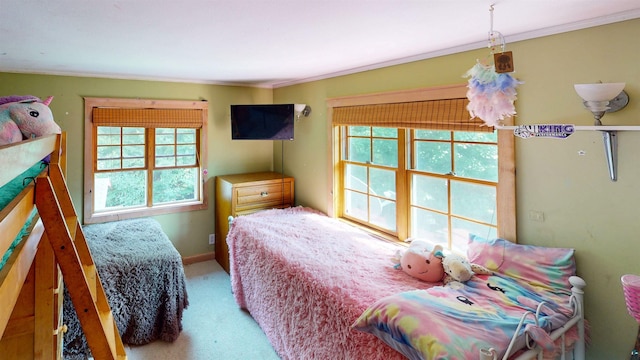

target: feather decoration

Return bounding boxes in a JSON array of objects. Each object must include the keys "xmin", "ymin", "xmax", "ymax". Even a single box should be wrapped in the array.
[{"xmin": 464, "ymin": 61, "xmax": 522, "ymax": 127}]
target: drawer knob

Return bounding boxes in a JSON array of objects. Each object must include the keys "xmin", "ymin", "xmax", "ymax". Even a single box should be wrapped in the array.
[{"xmin": 260, "ymin": 191, "xmax": 268, "ymax": 197}]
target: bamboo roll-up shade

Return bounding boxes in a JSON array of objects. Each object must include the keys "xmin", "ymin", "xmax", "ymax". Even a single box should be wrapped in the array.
[
  {"xmin": 332, "ymin": 98, "xmax": 492, "ymax": 132},
  {"xmin": 92, "ymin": 108, "xmax": 204, "ymax": 128}
]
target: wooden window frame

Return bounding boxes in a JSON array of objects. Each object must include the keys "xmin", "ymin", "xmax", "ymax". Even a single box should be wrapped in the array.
[
  {"xmin": 83, "ymin": 97, "xmax": 208, "ymax": 224},
  {"xmin": 341, "ymin": 127, "xmax": 402, "ymax": 236},
  {"xmin": 326, "ymin": 84, "xmax": 516, "ymax": 243}
]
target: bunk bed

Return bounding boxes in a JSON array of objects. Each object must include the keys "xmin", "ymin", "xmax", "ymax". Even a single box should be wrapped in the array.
[
  {"xmin": 227, "ymin": 206, "xmax": 587, "ymax": 360},
  {"xmin": 0, "ymin": 134, "xmax": 66, "ymax": 358},
  {"xmin": 0, "ymin": 133, "xmax": 126, "ymax": 360}
]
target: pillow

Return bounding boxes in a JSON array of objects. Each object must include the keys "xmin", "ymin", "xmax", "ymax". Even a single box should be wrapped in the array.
[{"xmin": 467, "ymin": 234, "xmax": 576, "ymax": 291}]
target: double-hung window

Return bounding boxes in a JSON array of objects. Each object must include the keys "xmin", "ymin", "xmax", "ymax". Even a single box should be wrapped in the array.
[
  {"xmin": 83, "ymin": 98, "xmax": 208, "ymax": 224},
  {"xmin": 329, "ymin": 84, "xmax": 515, "ymax": 253}
]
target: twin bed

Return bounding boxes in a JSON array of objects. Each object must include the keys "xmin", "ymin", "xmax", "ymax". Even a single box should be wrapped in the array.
[
  {"xmin": 63, "ymin": 218, "xmax": 189, "ymax": 359},
  {"xmin": 227, "ymin": 206, "xmax": 587, "ymax": 360}
]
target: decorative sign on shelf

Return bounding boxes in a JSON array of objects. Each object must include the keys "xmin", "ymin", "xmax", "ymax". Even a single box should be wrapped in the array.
[{"xmin": 513, "ymin": 124, "xmax": 575, "ymax": 139}]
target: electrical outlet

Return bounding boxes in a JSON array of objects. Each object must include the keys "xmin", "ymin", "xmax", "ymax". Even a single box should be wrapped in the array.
[
  {"xmin": 208, "ymin": 234, "xmax": 215, "ymax": 245},
  {"xmin": 528, "ymin": 210, "xmax": 545, "ymax": 222}
]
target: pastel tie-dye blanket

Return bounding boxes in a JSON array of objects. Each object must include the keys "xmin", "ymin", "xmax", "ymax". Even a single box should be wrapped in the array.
[{"xmin": 353, "ymin": 272, "xmax": 575, "ymax": 360}]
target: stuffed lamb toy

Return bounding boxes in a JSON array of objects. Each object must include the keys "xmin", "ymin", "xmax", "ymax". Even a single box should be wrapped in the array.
[{"xmin": 442, "ymin": 253, "xmax": 492, "ymax": 289}]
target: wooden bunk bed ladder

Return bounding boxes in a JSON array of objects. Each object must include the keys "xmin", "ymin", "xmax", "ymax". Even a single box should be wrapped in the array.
[{"xmin": 35, "ymin": 162, "xmax": 126, "ymax": 360}]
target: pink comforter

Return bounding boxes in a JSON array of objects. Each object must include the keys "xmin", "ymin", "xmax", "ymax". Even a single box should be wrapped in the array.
[{"xmin": 227, "ymin": 207, "xmax": 430, "ymax": 360}]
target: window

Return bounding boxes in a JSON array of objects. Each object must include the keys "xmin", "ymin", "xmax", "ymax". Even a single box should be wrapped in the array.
[
  {"xmin": 328, "ymin": 84, "xmax": 515, "ymax": 252},
  {"xmin": 84, "ymin": 98, "xmax": 208, "ymax": 224},
  {"xmin": 408, "ymin": 129, "xmax": 498, "ymax": 253},
  {"xmin": 342, "ymin": 127, "xmax": 399, "ymax": 232}
]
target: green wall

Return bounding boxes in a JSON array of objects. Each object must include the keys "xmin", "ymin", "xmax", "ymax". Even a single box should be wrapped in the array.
[
  {"xmin": 274, "ymin": 19, "xmax": 640, "ymax": 359},
  {"xmin": 0, "ymin": 74, "xmax": 274, "ymax": 258},
  {"xmin": 2, "ymin": 17, "xmax": 639, "ymax": 359}
]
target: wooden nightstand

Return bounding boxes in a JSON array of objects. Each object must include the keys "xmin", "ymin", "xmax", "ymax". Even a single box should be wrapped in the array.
[{"xmin": 214, "ymin": 172, "xmax": 294, "ymax": 273}]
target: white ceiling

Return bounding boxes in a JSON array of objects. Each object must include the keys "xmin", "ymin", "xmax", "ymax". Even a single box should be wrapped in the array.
[{"xmin": 1, "ymin": 1, "xmax": 640, "ymax": 88}]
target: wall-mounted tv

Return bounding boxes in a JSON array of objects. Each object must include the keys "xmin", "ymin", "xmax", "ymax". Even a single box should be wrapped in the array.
[{"xmin": 230, "ymin": 104, "xmax": 294, "ymax": 140}]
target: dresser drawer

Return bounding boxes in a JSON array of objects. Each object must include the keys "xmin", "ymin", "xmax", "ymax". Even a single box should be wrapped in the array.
[{"xmin": 235, "ymin": 181, "xmax": 293, "ymax": 209}]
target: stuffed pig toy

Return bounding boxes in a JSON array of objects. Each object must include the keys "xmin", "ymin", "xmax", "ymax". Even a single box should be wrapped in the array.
[
  {"xmin": 394, "ymin": 240, "xmax": 445, "ymax": 282},
  {"xmin": 0, "ymin": 95, "xmax": 61, "ymax": 145}
]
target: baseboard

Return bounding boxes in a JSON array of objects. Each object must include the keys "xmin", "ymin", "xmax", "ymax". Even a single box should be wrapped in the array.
[{"xmin": 182, "ymin": 252, "xmax": 216, "ymax": 265}]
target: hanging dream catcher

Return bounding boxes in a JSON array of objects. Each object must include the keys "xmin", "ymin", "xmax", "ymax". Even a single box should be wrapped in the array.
[{"xmin": 464, "ymin": 4, "xmax": 522, "ymax": 127}]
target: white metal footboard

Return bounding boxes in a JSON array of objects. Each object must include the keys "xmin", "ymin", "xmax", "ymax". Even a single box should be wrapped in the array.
[{"xmin": 480, "ymin": 276, "xmax": 586, "ymax": 360}]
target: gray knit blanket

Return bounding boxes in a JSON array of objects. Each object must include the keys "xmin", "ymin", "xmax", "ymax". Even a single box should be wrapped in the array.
[{"xmin": 63, "ymin": 218, "xmax": 189, "ymax": 359}]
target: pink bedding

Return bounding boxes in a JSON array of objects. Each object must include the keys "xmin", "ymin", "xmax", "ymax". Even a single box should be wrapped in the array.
[
  {"xmin": 227, "ymin": 206, "xmax": 430, "ymax": 359},
  {"xmin": 227, "ymin": 207, "xmax": 583, "ymax": 360}
]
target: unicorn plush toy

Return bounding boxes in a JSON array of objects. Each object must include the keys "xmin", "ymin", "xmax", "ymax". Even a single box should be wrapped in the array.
[{"xmin": 0, "ymin": 95, "xmax": 61, "ymax": 145}]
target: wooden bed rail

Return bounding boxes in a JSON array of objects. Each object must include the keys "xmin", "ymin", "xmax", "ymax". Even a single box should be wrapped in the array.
[{"xmin": 0, "ymin": 134, "xmax": 57, "ymax": 188}]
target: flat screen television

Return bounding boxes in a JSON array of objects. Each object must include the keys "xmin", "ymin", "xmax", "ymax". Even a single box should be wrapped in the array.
[{"xmin": 230, "ymin": 104, "xmax": 294, "ymax": 140}]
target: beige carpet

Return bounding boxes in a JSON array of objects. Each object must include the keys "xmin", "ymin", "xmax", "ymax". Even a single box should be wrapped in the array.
[{"xmin": 125, "ymin": 260, "xmax": 281, "ymax": 360}]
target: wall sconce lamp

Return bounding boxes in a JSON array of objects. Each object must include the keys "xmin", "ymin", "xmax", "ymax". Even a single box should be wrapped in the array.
[
  {"xmin": 574, "ymin": 82, "xmax": 629, "ymax": 181},
  {"xmin": 294, "ymin": 104, "xmax": 312, "ymax": 119}
]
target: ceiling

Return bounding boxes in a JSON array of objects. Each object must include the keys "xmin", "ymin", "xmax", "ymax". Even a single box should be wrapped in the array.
[{"xmin": 2, "ymin": 1, "xmax": 640, "ymax": 88}]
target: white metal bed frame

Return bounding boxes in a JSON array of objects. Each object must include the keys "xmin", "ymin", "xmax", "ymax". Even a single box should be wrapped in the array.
[{"xmin": 481, "ymin": 276, "xmax": 587, "ymax": 360}]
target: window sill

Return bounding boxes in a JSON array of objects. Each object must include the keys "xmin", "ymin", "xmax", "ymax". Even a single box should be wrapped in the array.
[
  {"xmin": 85, "ymin": 201, "xmax": 207, "ymax": 224},
  {"xmin": 335, "ymin": 217, "xmax": 408, "ymax": 248}
]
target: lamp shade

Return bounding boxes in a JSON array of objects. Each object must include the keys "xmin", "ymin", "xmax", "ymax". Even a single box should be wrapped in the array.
[{"xmin": 574, "ymin": 83, "xmax": 625, "ymax": 102}]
